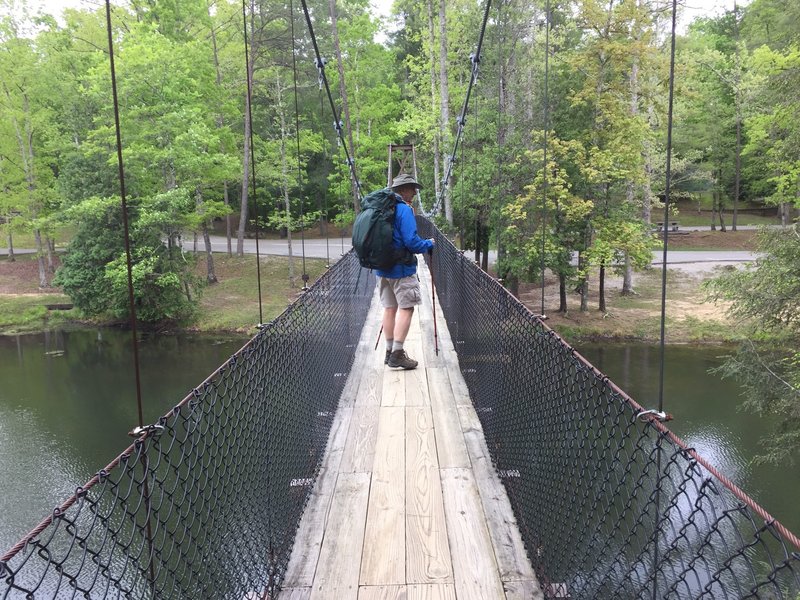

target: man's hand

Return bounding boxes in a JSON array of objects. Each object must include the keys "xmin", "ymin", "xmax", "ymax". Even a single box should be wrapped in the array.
[{"xmin": 427, "ymin": 238, "xmax": 435, "ymax": 254}]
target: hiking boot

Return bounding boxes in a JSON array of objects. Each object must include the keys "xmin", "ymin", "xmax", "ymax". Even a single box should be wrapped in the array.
[
  {"xmin": 385, "ymin": 349, "xmax": 392, "ymax": 365},
  {"xmin": 387, "ymin": 349, "xmax": 418, "ymax": 370}
]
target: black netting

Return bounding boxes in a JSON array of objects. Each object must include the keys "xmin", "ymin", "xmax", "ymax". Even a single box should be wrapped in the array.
[
  {"xmin": 1, "ymin": 252, "xmax": 375, "ymax": 600},
  {"xmin": 418, "ymin": 217, "xmax": 800, "ymax": 600}
]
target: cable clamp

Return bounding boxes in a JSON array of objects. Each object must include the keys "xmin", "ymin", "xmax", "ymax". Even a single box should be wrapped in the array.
[
  {"xmin": 636, "ymin": 409, "xmax": 672, "ymax": 423},
  {"xmin": 314, "ymin": 57, "xmax": 327, "ymax": 69},
  {"xmin": 128, "ymin": 424, "xmax": 165, "ymax": 438},
  {"xmin": 470, "ymin": 52, "xmax": 481, "ymax": 64}
]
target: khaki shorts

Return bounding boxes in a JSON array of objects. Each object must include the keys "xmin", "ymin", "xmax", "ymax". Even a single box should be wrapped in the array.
[{"xmin": 379, "ymin": 275, "xmax": 422, "ymax": 309}]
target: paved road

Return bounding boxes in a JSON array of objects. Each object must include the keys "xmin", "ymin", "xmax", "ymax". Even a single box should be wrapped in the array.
[{"xmin": 1, "ymin": 234, "xmax": 758, "ymax": 273}]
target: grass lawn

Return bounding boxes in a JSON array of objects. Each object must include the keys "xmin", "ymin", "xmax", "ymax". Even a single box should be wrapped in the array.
[
  {"xmin": 193, "ymin": 254, "xmax": 330, "ymax": 332},
  {"xmin": 0, "ymin": 252, "xmax": 332, "ymax": 334}
]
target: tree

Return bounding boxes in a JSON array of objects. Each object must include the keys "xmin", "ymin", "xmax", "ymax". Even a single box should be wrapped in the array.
[
  {"xmin": 54, "ymin": 192, "xmax": 200, "ymax": 324},
  {"xmin": 705, "ymin": 225, "xmax": 800, "ymax": 464}
]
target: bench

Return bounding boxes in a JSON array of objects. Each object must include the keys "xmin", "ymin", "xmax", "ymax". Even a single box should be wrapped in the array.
[{"xmin": 655, "ymin": 221, "xmax": 679, "ymax": 232}]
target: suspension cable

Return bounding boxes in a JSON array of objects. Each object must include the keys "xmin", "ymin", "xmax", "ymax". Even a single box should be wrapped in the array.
[
  {"xmin": 289, "ymin": 0, "xmax": 308, "ymax": 288},
  {"xmin": 241, "ymin": 0, "xmax": 265, "ymax": 325},
  {"xmin": 540, "ymin": 0, "xmax": 550, "ymax": 317},
  {"xmin": 103, "ymin": 0, "xmax": 155, "ymax": 588},
  {"xmin": 430, "ymin": 0, "xmax": 493, "ymax": 218},
  {"xmin": 653, "ymin": 1, "xmax": 679, "ymax": 597},
  {"xmin": 298, "ymin": 0, "xmax": 363, "ymax": 201}
]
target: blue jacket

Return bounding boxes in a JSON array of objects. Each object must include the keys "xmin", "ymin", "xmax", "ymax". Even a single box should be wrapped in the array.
[{"xmin": 375, "ymin": 196, "xmax": 433, "ymax": 279}]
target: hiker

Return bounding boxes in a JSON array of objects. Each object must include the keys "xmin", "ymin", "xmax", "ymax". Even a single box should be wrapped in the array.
[{"xmin": 378, "ymin": 174, "xmax": 434, "ymax": 370}]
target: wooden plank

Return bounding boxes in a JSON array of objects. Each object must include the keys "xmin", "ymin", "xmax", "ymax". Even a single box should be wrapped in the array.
[
  {"xmin": 406, "ymin": 407, "xmax": 452, "ymax": 584},
  {"xmin": 354, "ymin": 366, "xmax": 384, "ymax": 407},
  {"xmin": 404, "ymin": 341, "xmax": 430, "ymax": 407},
  {"xmin": 357, "ymin": 585, "xmax": 407, "ymax": 600},
  {"xmin": 457, "ymin": 405, "xmax": 539, "ymax": 586},
  {"xmin": 283, "ymin": 405, "xmax": 352, "ymax": 587},
  {"xmin": 276, "ymin": 588, "xmax": 312, "ymax": 600},
  {"xmin": 360, "ymin": 407, "xmax": 406, "ymax": 585},
  {"xmin": 340, "ymin": 406, "xmax": 380, "ymax": 473},
  {"xmin": 504, "ymin": 580, "xmax": 545, "ymax": 600},
  {"xmin": 310, "ymin": 472, "xmax": 371, "ymax": 600},
  {"xmin": 382, "ymin": 366, "xmax": 406, "ymax": 407},
  {"xmin": 427, "ymin": 368, "xmax": 470, "ymax": 469},
  {"xmin": 440, "ymin": 468, "xmax": 505, "ymax": 600},
  {"xmin": 407, "ymin": 584, "xmax": 456, "ymax": 600}
]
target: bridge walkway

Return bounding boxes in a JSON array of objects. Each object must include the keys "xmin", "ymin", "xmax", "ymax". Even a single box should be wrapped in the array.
[{"xmin": 278, "ymin": 262, "xmax": 543, "ymax": 600}]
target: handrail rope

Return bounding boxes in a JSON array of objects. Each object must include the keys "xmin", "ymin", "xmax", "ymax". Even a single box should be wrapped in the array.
[
  {"xmin": 540, "ymin": 0, "xmax": 550, "ymax": 317},
  {"xmin": 473, "ymin": 69, "xmax": 479, "ymax": 261},
  {"xmin": 298, "ymin": 0, "xmax": 363, "ymax": 201},
  {"xmin": 241, "ymin": 0, "xmax": 265, "ymax": 325},
  {"xmin": 428, "ymin": 0, "xmax": 493, "ymax": 218},
  {"xmin": 102, "ymin": 1, "xmax": 156, "ymax": 589},
  {"xmin": 652, "ymin": 2, "xmax": 679, "ymax": 594},
  {"xmin": 289, "ymin": 0, "xmax": 308, "ymax": 288}
]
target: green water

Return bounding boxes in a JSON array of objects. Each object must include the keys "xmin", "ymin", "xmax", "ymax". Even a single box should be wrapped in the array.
[
  {"xmin": 0, "ymin": 328, "xmax": 248, "ymax": 553},
  {"xmin": 575, "ymin": 342, "xmax": 800, "ymax": 538}
]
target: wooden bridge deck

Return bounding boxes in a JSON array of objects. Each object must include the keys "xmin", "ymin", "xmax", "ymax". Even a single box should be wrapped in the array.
[{"xmin": 279, "ymin": 263, "xmax": 542, "ymax": 600}]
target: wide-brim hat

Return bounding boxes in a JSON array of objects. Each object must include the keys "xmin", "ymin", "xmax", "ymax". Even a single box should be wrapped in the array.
[{"xmin": 391, "ymin": 173, "xmax": 423, "ymax": 189}]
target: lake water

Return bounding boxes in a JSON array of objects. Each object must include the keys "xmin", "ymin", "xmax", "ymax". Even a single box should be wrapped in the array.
[
  {"xmin": 1, "ymin": 332, "xmax": 798, "ymax": 556},
  {"xmin": 576, "ymin": 342, "xmax": 800, "ymax": 538},
  {"xmin": 0, "ymin": 328, "xmax": 249, "ymax": 553}
]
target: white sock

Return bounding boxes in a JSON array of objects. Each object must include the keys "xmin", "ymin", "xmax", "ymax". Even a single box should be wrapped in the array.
[{"xmin": 392, "ymin": 340, "xmax": 405, "ymax": 352}]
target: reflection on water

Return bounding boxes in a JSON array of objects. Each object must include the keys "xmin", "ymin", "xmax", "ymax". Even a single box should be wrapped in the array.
[
  {"xmin": 576, "ymin": 342, "xmax": 800, "ymax": 538},
  {"xmin": 0, "ymin": 328, "xmax": 248, "ymax": 552}
]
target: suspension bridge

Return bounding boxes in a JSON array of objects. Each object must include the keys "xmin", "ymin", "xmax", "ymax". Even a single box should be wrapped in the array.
[{"xmin": 2, "ymin": 0, "xmax": 800, "ymax": 597}]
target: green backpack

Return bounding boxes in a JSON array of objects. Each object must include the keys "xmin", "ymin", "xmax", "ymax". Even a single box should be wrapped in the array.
[{"xmin": 352, "ymin": 188, "xmax": 413, "ymax": 270}]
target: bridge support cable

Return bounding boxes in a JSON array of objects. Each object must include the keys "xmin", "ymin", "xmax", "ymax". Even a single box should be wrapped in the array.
[
  {"xmin": 241, "ymin": 0, "xmax": 266, "ymax": 325},
  {"xmin": 428, "ymin": 0, "xmax": 493, "ymax": 218},
  {"xmin": 289, "ymin": 0, "xmax": 309, "ymax": 289},
  {"xmin": 298, "ymin": 0, "xmax": 363, "ymax": 204},
  {"xmin": 102, "ymin": 1, "xmax": 160, "ymax": 592},
  {"xmin": 651, "ymin": 1, "xmax": 679, "ymax": 597},
  {"xmin": 540, "ymin": 0, "xmax": 550, "ymax": 318}
]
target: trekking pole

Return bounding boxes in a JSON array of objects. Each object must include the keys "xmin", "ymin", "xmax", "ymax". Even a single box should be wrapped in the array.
[
  {"xmin": 429, "ymin": 247, "xmax": 439, "ymax": 356},
  {"xmin": 375, "ymin": 325, "xmax": 383, "ymax": 351}
]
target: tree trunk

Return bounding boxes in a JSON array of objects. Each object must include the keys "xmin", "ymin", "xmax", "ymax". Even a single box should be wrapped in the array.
[
  {"xmin": 46, "ymin": 236, "xmax": 55, "ymax": 273},
  {"xmin": 480, "ymin": 223, "xmax": 489, "ymax": 272},
  {"xmin": 427, "ymin": 0, "xmax": 441, "ymax": 204},
  {"xmin": 622, "ymin": 254, "xmax": 633, "ymax": 296},
  {"xmin": 439, "ymin": 0, "xmax": 453, "ymax": 224},
  {"xmin": 579, "ymin": 252, "xmax": 588, "ymax": 312},
  {"xmin": 558, "ymin": 272, "xmax": 567, "ymax": 313},
  {"xmin": 329, "ymin": 0, "xmax": 359, "ymax": 212},
  {"xmin": 34, "ymin": 229, "xmax": 48, "ymax": 288},
  {"xmin": 474, "ymin": 217, "xmax": 481, "ymax": 264},
  {"xmin": 278, "ymin": 78, "xmax": 296, "ymax": 287},
  {"xmin": 238, "ymin": 54, "xmax": 254, "ymax": 256},
  {"xmin": 6, "ymin": 232, "xmax": 15, "ymax": 262},
  {"xmin": 197, "ymin": 187, "xmax": 217, "ymax": 284},
  {"xmin": 207, "ymin": 0, "xmax": 233, "ymax": 256},
  {"xmin": 599, "ymin": 263, "xmax": 606, "ymax": 312},
  {"xmin": 711, "ymin": 184, "xmax": 718, "ymax": 230}
]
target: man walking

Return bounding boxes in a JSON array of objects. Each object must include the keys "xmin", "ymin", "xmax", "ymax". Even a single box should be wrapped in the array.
[{"xmin": 377, "ymin": 174, "xmax": 434, "ymax": 370}]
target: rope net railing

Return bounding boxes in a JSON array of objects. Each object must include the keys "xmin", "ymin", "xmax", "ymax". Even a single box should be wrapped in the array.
[
  {"xmin": 1, "ymin": 253, "xmax": 376, "ymax": 599},
  {"xmin": 418, "ymin": 217, "xmax": 800, "ymax": 600}
]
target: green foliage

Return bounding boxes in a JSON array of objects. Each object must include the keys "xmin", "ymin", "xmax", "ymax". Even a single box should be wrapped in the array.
[
  {"xmin": 53, "ymin": 193, "xmax": 200, "ymax": 324},
  {"xmin": 705, "ymin": 225, "xmax": 800, "ymax": 463}
]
